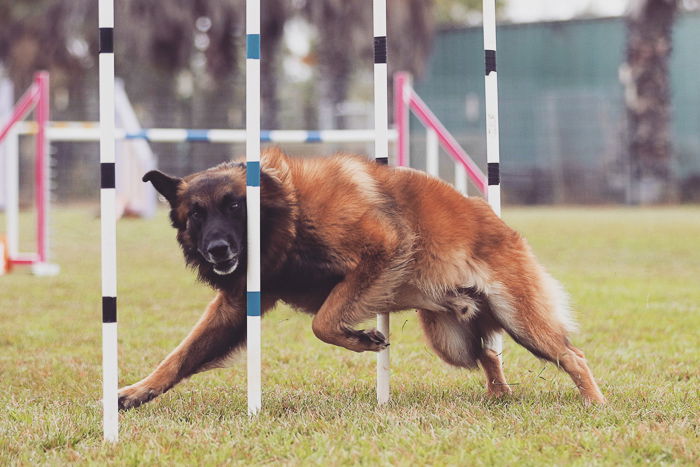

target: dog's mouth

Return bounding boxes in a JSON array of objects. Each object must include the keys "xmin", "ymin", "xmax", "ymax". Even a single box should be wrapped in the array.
[{"xmin": 212, "ymin": 257, "xmax": 239, "ymax": 275}]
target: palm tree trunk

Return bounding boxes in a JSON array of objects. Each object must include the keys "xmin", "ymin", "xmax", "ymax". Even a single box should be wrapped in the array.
[
  {"xmin": 318, "ymin": 53, "xmax": 352, "ymax": 130},
  {"xmin": 622, "ymin": 0, "xmax": 679, "ymax": 204},
  {"xmin": 261, "ymin": 0, "xmax": 288, "ymax": 130},
  {"xmin": 306, "ymin": 1, "xmax": 364, "ymax": 130}
]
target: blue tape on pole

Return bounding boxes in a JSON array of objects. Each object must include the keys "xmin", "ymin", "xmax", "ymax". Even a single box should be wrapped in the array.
[
  {"xmin": 260, "ymin": 130, "xmax": 271, "ymax": 142},
  {"xmin": 186, "ymin": 130, "xmax": 210, "ymax": 142},
  {"xmin": 246, "ymin": 34, "xmax": 261, "ymax": 60},
  {"xmin": 247, "ymin": 161, "xmax": 260, "ymax": 187},
  {"xmin": 247, "ymin": 291, "xmax": 261, "ymax": 316},
  {"xmin": 305, "ymin": 131, "xmax": 322, "ymax": 143},
  {"xmin": 125, "ymin": 130, "xmax": 148, "ymax": 140}
]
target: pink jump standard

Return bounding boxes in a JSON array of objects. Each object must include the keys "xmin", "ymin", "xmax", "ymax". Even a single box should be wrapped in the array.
[{"xmin": 0, "ymin": 71, "xmax": 57, "ymax": 275}]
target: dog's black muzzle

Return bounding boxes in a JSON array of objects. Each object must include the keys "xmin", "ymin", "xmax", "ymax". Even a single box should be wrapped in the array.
[
  {"xmin": 201, "ymin": 239, "xmax": 240, "ymax": 275},
  {"xmin": 207, "ymin": 239, "xmax": 232, "ymax": 262}
]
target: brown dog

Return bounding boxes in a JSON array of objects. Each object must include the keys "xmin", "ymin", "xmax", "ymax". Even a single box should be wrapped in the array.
[{"xmin": 117, "ymin": 148, "xmax": 605, "ymax": 409}]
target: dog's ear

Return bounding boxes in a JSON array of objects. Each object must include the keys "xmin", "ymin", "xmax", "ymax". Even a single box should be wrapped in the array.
[
  {"xmin": 143, "ymin": 170, "xmax": 182, "ymax": 207},
  {"xmin": 260, "ymin": 167, "xmax": 292, "ymax": 210},
  {"xmin": 261, "ymin": 147, "xmax": 291, "ymax": 185}
]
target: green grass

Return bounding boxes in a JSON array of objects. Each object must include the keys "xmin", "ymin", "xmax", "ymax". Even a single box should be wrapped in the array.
[{"xmin": 1, "ymin": 205, "xmax": 699, "ymax": 465}]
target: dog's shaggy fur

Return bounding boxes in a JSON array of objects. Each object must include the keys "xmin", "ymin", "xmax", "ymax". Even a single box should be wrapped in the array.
[{"xmin": 117, "ymin": 148, "xmax": 605, "ymax": 410}]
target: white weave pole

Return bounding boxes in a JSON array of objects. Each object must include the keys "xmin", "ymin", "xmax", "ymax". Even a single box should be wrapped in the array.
[
  {"xmin": 426, "ymin": 128, "xmax": 439, "ymax": 177},
  {"xmin": 373, "ymin": 0, "xmax": 390, "ymax": 405},
  {"xmin": 455, "ymin": 162, "xmax": 468, "ymax": 195},
  {"xmin": 483, "ymin": 0, "xmax": 504, "ymax": 358},
  {"xmin": 246, "ymin": 0, "xmax": 262, "ymax": 415},
  {"xmin": 98, "ymin": 0, "xmax": 118, "ymax": 442}
]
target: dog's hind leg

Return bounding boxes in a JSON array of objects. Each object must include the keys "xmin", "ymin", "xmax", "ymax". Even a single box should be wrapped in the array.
[
  {"xmin": 485, "ymin": 278, "xmax": 605, "ymax": 405},
  {"xmin": 418, "ymin": 308, "xmax": 512, "ymax": 397},
  {"xmin": 474, "ymin": 312, "xmax": 512, "ymax": 397},
  {"xmin": 118, "ymin": 291, "xmax": 272, "ymax": 410},
  {"xmin": 417, "ymin": 309, "xmax": 481, "ymax": 369}
]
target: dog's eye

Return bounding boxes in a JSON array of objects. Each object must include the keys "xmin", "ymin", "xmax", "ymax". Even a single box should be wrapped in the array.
[
  {"xmin": 229, "ymin": 201, "xmax": 240, "ymax": 210},
  {"xmin": 191, "ymin": 208, "xmax": 204, "ymax": 220}
]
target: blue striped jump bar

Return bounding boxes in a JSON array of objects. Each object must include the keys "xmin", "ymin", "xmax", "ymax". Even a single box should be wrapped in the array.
[{"xmin": 124, "ymin": 129, "xmax": 329, "ymax": 143}]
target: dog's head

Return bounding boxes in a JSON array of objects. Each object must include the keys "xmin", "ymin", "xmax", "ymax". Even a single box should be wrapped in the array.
[
  {"xmin": 144, "ymin": 163, "xmax": 248, "ymax": 277},
  {"xmin": 143, "ymin": 150, "xmax": 296, "ymax": 285}
]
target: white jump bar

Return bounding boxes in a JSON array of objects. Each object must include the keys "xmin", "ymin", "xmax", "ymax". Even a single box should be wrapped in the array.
[{"xmin": 16, "ymin": 122, "xmax": 397, "ymax": 144}]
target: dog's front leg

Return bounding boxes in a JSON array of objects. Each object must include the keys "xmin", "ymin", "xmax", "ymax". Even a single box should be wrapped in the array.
[
  {"xmin": 311, "ymin": 252, "xmax": 394, "ymax": 353},
  {"xmin": 118, "ymin": 292, "xmax": 247, "ymax": 410}
]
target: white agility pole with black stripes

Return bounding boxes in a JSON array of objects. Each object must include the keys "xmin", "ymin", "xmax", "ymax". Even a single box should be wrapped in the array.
[
  {"xmin": 98, "ymin": 0, "xmax": 118, "ymax": 443},
  {"xmin": 373, "ymin": 0, "xmax": 390, "ymax": 405},
  {"xmin": 246, "ymin": 0, "xmax": 262, "ymax": 416},
  {"xmin": 482, "ymin": 0, "xmax": 504, "ymax": 357}
]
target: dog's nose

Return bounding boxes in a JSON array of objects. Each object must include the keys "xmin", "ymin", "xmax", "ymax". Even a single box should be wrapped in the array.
[{"xmin": 207, "ymin": 240, "xmax": 231, "ymax": 260}]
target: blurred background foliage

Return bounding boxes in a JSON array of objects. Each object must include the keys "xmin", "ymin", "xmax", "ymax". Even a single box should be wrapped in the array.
[
  {"xmin": 0, "ymin": 0, "xmax": 443, "ymax": 128},
  {"xmin": 0, "ymin": 0, "xmax": 698, "ymax": 204}
]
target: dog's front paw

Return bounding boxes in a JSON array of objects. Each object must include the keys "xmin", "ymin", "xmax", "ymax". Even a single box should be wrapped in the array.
[
  {"xmin": 351, "ymin": 328, "xmax": 389, "ymax": 352},
  {"xmin": 118, "ymin": 383, "xmax": 159, "ymax": 410}
]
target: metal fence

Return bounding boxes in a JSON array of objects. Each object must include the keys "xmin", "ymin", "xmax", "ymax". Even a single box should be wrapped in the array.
[{"xmin": 414, "ymin": 13, "xmax": 700, "ymax": 203}]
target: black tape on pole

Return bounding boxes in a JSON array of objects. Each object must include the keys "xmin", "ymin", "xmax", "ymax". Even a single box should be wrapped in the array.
[
  {"xmin": 374, "ymin": 36, "xmax": 387, "ymax": 64},
  {"xmin": 99, "ymin": 28, "xmax": 114, "ymax": 54},
  {"xmin": 485, "ymin": 49, "xmax": 497, "ymax": 75},
  {"xmin": 488, "ymin": 162, "xmax": 500, "ymax": 186},
  {"xmin": 375, "ymin": 156, "xmax": 389, "ymax": 165},
  {"xmin": 102, "ymin": 297, "xmax": 117, "ymax": 323},
  {"xmin": 101, "ymin": 162, "xmax": 116, "ymax": 189}
]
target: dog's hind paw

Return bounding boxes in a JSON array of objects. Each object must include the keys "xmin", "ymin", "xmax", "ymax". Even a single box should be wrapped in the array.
[
  {"xmin": 486, "ymin": 383, "xmax": 513, "ymax": 398},
  {"xmin": 350, "ymin": 328, "xmax": 389, "ymax": 352}
]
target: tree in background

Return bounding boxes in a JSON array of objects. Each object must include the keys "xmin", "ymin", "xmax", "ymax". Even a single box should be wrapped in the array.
[
  {"xmin": 0, "ymin": 0, "xmax": 484, "ymax": 132},
  {"xmin": 117, "ymin": 0, "xmax": 242, "ymax": 119},
  {"xmin": 433, "ymin": 0, "xmax": 504, "ymax": 25},
  {"xmin": 0, "ymin": 0, "xmax": 244, "ymax": 122},
  {"xmin": 302, "ymin": 0, "xmax": 503, "ymax": 129},
  {"xmin": 117, "ymin": 0, "xmax": 244, "ymax": 173},
  {"xmin": 0, "ymin": 0, "xmax": 95, "ymax": 95},
  {"xmin": 621, "ymin": 0, "xmax": 680, "ymax": 204},
  {"xmin": 388, "ymin": 0, "xmax": 436, "ymax": 82},
  {"xmin": 303, "ymin": 0, "xmax": 372, "ymax": 130},
  {"xmin": 261, "ymin": 0, "xmax": 290, "ymax": 130}
]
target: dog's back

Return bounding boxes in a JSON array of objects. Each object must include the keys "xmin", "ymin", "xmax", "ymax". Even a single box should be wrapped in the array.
[{"xmin": 276, "ymin": 152, "xmax": 515, "ymax": 295}]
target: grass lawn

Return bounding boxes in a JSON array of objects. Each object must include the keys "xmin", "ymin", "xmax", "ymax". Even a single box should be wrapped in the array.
[{"xmin": 1, "ymin": 205, "xmax": 698, "ymax": 465}]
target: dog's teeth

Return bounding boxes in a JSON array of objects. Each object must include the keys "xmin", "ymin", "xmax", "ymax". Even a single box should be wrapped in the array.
[{"xmin": 213, "ymin": 259, "xmax": 238, "ymax": 275}]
